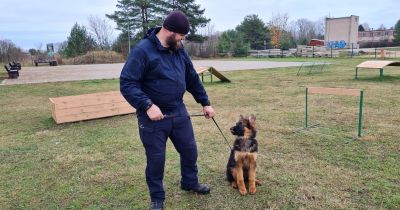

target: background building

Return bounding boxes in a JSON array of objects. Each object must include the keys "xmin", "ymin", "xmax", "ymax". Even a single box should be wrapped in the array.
[
  {"xmin": 358, "ymin": 29, "xmax": 396, "ymax": 48},
  {"xmin": 325, "ymin": 15, "xmax": 359, "ymax": 49}
]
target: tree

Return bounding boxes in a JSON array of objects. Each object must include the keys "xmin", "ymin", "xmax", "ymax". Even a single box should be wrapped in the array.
[
  {"xmin": 236, "ymin": 14, "xmax": 269, "ymax": 50},
  {"xmin": 217, "ymin": 29, "xmax": 249, "ymax": 57},
  {"xmin": 279, "ymin": 32, "xmax": 295, "ymax": 50},
  {"xmin": 106, "ymin": 0, "xmax": 165, "ymax": 46},
  {"xmin": 268, "ymin": 13, "xmax": 289, "ymax": 48},
  {"xmin": 358, "ymin": 24, "xmax": 365, "ymax": 31},
  {"xmin": 394, "ymin": 19, "xmax": 400, "ymax": 45},
  {"xmin": 0, "ymin": 39, "xmax": 24, "ymax": 63},
  {"xmin": 88, "ymin": 15, "xmax": 115, "ymax": 50},
  {"xmin": 291, "ymin": 18, "xmax": 318, "ymax": 45},
  {"xmin": 166, "ymin": 0, "xmax": 210, "ymax": 41},
  {"xmin": 107, "ymin": 0, "xmax": 210, "ymax": 44},
  {"xmin": 112, "ymin": 31, "xmax": 130, "ymax": 55},
  {"xmin": 64, "ymin": 23, "xmax": 96, "ymax": 57},
  {"xmin": 361, "ymin": 22, "xmax": 370, "ymax": 31}
]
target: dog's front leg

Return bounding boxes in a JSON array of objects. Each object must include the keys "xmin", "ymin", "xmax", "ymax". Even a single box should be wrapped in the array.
[
  {"xmin": 248, "ymin": 155, "xmax": 257, "ymax": 194},
  {"xmin": 234, "ymin": 162, "xmax": 247, "ymax": 195}
]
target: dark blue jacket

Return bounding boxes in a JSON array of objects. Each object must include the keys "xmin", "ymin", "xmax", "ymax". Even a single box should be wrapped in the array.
[{"xmin": 120, "ymin": 27, "xmax": 209, "ymax": 116}]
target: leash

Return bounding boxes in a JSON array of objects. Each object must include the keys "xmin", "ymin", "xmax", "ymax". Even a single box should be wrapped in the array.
[
  {"xmin": 163, "ymin": 114, "xmax": 206, "ymax": 118},
  {"xmin": 163, "ymin": 114, "xmax": 232, "ymax": 150},
  {"xmin": 211, "ymin": 117, "xmax": 232, "ymax": 150}
]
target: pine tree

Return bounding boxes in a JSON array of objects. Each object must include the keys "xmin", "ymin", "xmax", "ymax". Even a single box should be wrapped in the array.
[
  {"xmin": 217, "ymin": 29, "xmax": 249, "ymax": 57},
  {"xmin": 106, "ymin": 0, "xmax": 165, "ymax": 42},
  {"xmin": 236, "ymin": 14, "xmax": 269, "ymax": 50},
  {"xmin": 166, "ymin": 0, "xmax": 210, "ymax": 41},
  {"xmin": 64, "ymin": 23, "xmax": 96, "ymax": 57}
]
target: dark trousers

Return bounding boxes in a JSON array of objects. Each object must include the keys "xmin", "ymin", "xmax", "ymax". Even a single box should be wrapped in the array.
[{"xmin": 137, "ymin": 105, "xmax": 199, "ymax": 202}]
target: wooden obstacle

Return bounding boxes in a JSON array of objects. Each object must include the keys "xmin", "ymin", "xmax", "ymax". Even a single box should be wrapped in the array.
[
  {"xmin": 195, "ymin": 66, "xmax": 231, "ymax": 82},
  {"xmin": 355, "ymin": 60, "xmax": 400, "ymax": 79},
  {"xmin": 305, "ymin": 87, "xmax": 364, "ymax": 137},
  {"xmin": 49, "ymin": 66, "xmax": 227, "ymax": 124},
  {"xmin": 49, "ymin": 91, "xmax": 135, "ymax": 124}
]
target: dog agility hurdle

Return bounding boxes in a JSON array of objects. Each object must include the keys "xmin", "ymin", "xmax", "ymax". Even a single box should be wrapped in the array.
[{"xmin": 305, "ymin": 87, "xmax": 364, "ymax": 137}]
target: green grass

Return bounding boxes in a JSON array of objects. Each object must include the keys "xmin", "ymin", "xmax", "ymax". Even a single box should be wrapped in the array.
[{"xmin": 1, "ymin": 58, "xmax": 400, "ymax": 209}]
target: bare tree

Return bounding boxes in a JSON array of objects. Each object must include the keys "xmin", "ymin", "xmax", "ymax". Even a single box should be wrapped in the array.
[
  {"xmin": 362, "ymin": 22, "xmax": 370, "ymax": 31},
  {"xmin": 88, "ymin": 15, "xmax": 114, "ymax": 50},
  {"xmin": 0, "ymin": 39, "xmax": 24, "ymax": 63},
  {"xmin": 268, "ymin": 13, "xmax": 289, "ymax": 48},
  {"xmin": 292, "ymin": 18, "xmax": 316, "ymax": 44},
  {"xmin": 314, "ymin": 17, "xmax": 325, "ymax": 39}
]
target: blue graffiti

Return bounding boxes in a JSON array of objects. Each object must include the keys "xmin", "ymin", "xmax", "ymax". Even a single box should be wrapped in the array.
[{"xmin": 327, "ymin": 40, "xmax": 347, "ymax": 49}]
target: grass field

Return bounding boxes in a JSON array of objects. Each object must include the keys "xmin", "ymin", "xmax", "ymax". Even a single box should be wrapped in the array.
[{"xmin": 1, "ymin": 58, "xmax": 399, "ymax": 209}]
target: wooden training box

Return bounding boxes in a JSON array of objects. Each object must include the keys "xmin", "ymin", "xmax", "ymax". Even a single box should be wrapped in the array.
[{"xmin": 49, "ymin": 91, "xmax": 135, "ymax": 124}]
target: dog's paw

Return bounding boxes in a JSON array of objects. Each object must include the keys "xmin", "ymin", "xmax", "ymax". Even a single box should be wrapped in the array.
[
  {"xmin": 249, "ymin": 186, "xmax": 257, "ymax": 194},
  {"xmin": 239, "ymin": 188, "xmax": 247, "ymax": 196},
  {"xmin": 231, "ymin": 182, "xmax": 238, "ymax": 189}
]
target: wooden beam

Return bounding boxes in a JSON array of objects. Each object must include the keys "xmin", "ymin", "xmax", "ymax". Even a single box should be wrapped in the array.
[{"xmin": 308, "ymin": 87, "xmax": 361, "ymax": 97}]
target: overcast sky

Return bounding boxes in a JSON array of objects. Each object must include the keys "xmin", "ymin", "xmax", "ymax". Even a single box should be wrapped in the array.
[{"xmin": 1, "ymin": 0, "xmax": 399, "ymax": 50}]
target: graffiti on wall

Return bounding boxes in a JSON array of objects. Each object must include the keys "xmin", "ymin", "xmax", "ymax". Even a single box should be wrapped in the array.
[{"xmin": 327, "ymin": 40, "xmax": 347, "ymax": 49}]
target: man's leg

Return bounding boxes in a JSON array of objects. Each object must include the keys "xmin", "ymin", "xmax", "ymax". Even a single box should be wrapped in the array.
[
  {"xmin": 169, "ymin": 116, "xmax": 199, "ymax": 188},
  {"xmin": 138, "ymin": 118, "xmax": 170, "ymax": 202},
  {"xmin": 169, "ymin": 116, "xmax": 210, "ymax": 194}
]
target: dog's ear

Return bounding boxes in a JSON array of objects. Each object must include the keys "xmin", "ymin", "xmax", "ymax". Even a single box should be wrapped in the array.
[
  {"xmin": 239, "ymin": 114, "xmax": 244, "ymax": 121},
  {"xmin": 249, "ymin": 114, "xmax": 256, "ymax": 127}
]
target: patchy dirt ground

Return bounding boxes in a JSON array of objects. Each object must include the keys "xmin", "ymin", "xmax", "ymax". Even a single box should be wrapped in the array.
[{"xmin": 1, "ymin": 60, "xmax": 304, "ymax": 85}]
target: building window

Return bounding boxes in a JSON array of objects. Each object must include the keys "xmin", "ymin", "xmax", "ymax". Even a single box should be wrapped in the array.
[
  {"xmin": 385, "ymin": 31, "xmax": 388, "ymax": 36},
  {"xmin": 363, "ymin": 32, "xmax": 366, "ymax": 37},
  {"xmin": 377, "ymin": 32, "xmax": 381, "ymax": 36},
  {"xmin": 370, "ymin": 32, "xmax": 373, "ymax": 37}
]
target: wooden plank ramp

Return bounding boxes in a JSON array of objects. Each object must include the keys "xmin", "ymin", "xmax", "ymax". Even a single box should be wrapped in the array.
[
  {"xmin": 195, "ymin": 66, "xmax": 231, "ymax": 82},
  {"xmin": 49, "ymin": 91, "xmax": 135, "ymax": 124}
]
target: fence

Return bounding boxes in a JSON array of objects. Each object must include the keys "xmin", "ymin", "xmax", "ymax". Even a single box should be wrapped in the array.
[{"xmin": 248, "ymin": 46, "xmax": 400, "ymax": 59}]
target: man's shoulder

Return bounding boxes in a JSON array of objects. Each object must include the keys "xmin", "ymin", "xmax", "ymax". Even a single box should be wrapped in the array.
[{"xmin": 135, "ymin": 38, "xmax": 155, "ymax": 52}]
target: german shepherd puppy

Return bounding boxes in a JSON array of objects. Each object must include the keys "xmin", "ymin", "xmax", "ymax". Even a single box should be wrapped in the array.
[{"xmin": 226, "ymin": 114, "xmax": 259, "ymax": 195}]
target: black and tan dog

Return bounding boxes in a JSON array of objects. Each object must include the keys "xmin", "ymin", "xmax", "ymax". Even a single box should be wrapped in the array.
[{"xmin": 226, "ymin": 114, "xmax": 260, "ymax": 195}]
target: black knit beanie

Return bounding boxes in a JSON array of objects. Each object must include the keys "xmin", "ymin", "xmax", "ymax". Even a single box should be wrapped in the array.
[{"xmin": 163, "ymin": 10, "xmax": 190, "ymax": 35}]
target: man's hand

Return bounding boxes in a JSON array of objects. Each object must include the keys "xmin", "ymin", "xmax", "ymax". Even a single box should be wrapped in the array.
[
  {"xmin": 147, "ymin": 104, "xmax": 164, "ymax": 121},
  {"xmin": 202, "ymin": 106, "xmax": 215, "ymax": 119}
]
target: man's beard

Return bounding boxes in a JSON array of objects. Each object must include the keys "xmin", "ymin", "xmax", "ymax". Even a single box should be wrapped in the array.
[{"xmin": 166, "ymin": 33, "xmax": 182, "ymax": 52}]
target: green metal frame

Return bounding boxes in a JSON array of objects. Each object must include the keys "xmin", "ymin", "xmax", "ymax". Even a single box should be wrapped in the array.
[
  {"xmin": 355, "ymin": 67, "xmax": 384, "ymax": 79},
  {"xmin": 305, "ymin": 88, "xmax": 364, "ymax": 137}
]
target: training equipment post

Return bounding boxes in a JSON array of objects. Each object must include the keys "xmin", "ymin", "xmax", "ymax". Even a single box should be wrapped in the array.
[{"xmin": 305, "ymin": 87, "xmax": 364, "ymax": 137}]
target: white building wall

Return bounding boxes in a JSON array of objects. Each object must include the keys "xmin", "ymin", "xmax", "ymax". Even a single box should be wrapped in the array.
[{"xmin": 325, "ymin": 15, "xmax": 359, "ymax": 48}]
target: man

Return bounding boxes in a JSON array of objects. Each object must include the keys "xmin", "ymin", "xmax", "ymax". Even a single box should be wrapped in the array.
[{"xmin": 120, "ymin": 11, "xmax": 215, "ymax": 210}]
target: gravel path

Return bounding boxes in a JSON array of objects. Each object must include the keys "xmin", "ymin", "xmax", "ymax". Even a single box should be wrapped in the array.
[{"xmin": 2, "ymin": 60, "xmax": 305, "ymax": 85}]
